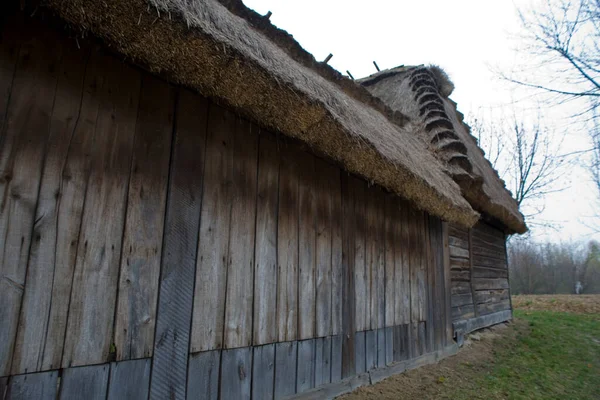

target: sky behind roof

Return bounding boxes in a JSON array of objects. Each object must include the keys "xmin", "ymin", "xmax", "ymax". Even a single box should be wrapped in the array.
[{"xmin": 244, "ymin": 0, "xmax": 599, "ymax": 243}]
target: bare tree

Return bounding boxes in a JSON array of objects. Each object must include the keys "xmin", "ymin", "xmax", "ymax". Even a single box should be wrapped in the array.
[
  {"xmin": 469, "ymin": 111, "xmax": 567, "ymax": 225},
  {"xmin": 510, "ymin": 0, "xmax": 600, "ymax": 219}
]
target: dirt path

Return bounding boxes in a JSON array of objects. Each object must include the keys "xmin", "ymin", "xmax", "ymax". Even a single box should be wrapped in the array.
[
  {"xmin": 512, "ymin": 294, "xmax": 600, "ymax": 314},
  {"xmin": 339, "ymin": 320, "xmax": 527, "ymax": 400}
]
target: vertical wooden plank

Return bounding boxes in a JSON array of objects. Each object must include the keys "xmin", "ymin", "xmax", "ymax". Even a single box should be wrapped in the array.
[
  {"xmin": 442, "ymin": 222, "xmax": 453, "ymax": 344},
  {"xmin": 62, "ymin": 56, "xmax": 141, "ymax": 368},
  {"xmin": 190, "ymin": 104, "xmax": 233, "ymax": 353},
  {"xmin": 253, "ymin": 133, "xmax": 279, "ymax": 346},
  {"xmin": 365, "ymin": 189, "xmax": 376, "ymax": 332},
  {"xmin": 114, "ymin": 75, "xmax": 175, "ymax": 361},
  {"xmin": 252, "ymin": 344, "xmax": 275, "ymax": 400},
  {"xmin": 40, "ymin": 52, "xmax": 104, "ymax": 372},
  {"xmin": 385, "ymin": 327, "xmax": 393, "ymax": 365},
  {"xmin": 408, "ymin": 206, "xmax": 420, "ymax": 359},
  {"xmin": 149, "ymin": 90, "xmax": 207, "ymax": 400},
  {"xmin": 5, "ymin": 370, "xmax": 57, "ymax": 400},
  {"xmin": 10, "ymin": 42, "xmax": 89, "ymax": 375},
  {"xmin": 424, "ymin": 215, "xmax": 435, "ymax": 353},
  {"xmin": 298, "ymin": 154, "xmax": 316, "ymax": 340},
  {"xmin": 365, "ymin": 330, "xmax": 376, "ymax": 371},
  {"xmin": 274, "ymin": 341, "xmax": 297, "ymax": 399},
  {"xmin": 220, "ymin": 348, "xmax": 252, "ymax": 400},
  {"xmin": 187, "ymin": 350, "xmax": 220, "ymax": 400},
  {"xmin": 377, "ymin": 328, "xmax": 386, "ymax": 368},
  {"xmin": 353, "ymin": 179, "xmax": 367, "ymax": 333},
  {"xmin": 394, "ymin": 199, "xmax": 410, "ymax": 327},
  {"xmin": 468, "ymin": 228, "xmax": 479, "ymax": 318},
  {"xmin": 341, "ymin": 174, "xmax": 356, "ymax": 378},
  {"xmin": 107, "ymin": 358, "xmax": 151, "ymax": 400},
  {"xmin": 0, "ymin": 26, "xmax": 62, "ymax": 376},
  {"xmin": 60, "ymin": 364, "xmax": 109, "ymax": 400},
  {"xmin": 224, "ymin": 117, "xmax": 258, "ymax": 349},
  {"xmin": 431, "ymin": 216, "xmax": 445, "ymax": 350},
  {"xmin": 418, "ymin": 322, "xmax": 426, "ymax": 356},
  {"xmin": 0, "ymin": 376, "xmax": 7, "ymax": 400},
  {"xmin": 276, "ymin": 143, "xmax": 299, "ymax": 343},
  {"xmin": 330, "ymin": 168, "xmax": 343, "ymax": 336},
  {"xmin": 393, "ymin": 325, "xmax": 402, "ymax": 362},
  {"xmin": 384, "ymin": 195, "xmax": 395, "ymax": 328},
  {"xmin": 314, "ymin": 336, "xmax": 331, "ymax": 387},
  {"xmin": 354, "ymin": 331, "xmax": 366, "ymax": 374},
  {"xmin": 375, "ymin": 190, "xmax": 386, "ymax": 331},
  {"xmin": 331, "ymin": 335, "xmax": 342, "ymax": 383},
  {"xmin": 296, "ymin": 339, "xmax": 315, "ymax": 393},
  {"xmin": 315, "ymin": 159, "xmax": 333, "ymax": 338},
  {"xmin": 0, "ymin": 14, "xmax": 23, "ymax": 136}
]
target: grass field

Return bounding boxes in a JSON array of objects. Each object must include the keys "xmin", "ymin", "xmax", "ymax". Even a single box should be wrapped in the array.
[{"xmin": 341, "ymin": 295, "xmax": 600, "ymax": 399}]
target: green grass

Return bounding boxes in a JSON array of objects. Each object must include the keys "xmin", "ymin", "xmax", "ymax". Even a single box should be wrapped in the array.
[{"xmin": 451, "ymin": 310, "xmax": 600, "ymax": 399}]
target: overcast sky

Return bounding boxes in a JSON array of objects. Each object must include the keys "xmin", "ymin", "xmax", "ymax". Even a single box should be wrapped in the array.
[{"xmin": 244, "ymin": 0, "xmax": 599, "ymax": 243}]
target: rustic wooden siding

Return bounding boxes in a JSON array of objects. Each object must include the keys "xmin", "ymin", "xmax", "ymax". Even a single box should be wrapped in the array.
[
  {"xmin": 0, "ymin": 13, "xmax": 468, "ymax": 398},
  {"xmin": 449, "ymin": 222, "xmax": 511, "ymax": 326}
]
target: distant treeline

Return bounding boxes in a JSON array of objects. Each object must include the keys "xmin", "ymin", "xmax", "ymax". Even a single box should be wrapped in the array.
[{"xmin": 508, "ymin": 239, "xmax": 600, "ymax": 294}]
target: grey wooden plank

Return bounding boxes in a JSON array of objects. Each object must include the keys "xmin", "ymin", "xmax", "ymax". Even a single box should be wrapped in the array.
[
  {"xmin": 40, "ymin": 52, "xmax": 104, "ymax": 372},
  {"xmin": 276, "ymin": 143, "xmax": 300, "ymax": 343},
  {"xmin": 114, "ymin": 74, "xmax": 175, "ymax": 361},
  {"xmin": 11, "ymin": 42, "xmax": 90, "ymax": 375},
  {"xmin": 1, "ymin": 376, "xmax": 7, "ymax": 400},
  {"xmin": 274, "ymin": 341, "xmax": 297, "ymax": 399},
  {"xmin": 60, "ymin": 364, "xmax": 109, "ymax": 400},
  {"xmin": 298, "ymin": 154, "xmax": 316, "ymax": 340},
  {"xmin": 107, "ymin": 358, "xmax": 151, "ymax": 400},
  {"xmin": 6, "ymin": 370, "xmax": 58, "ymax": 400},
  {"xmin": 393, "ymin": 325, "xmax": 401, "ymax": 362},
  {"xmin": 330, "ymin": 335, "xmax": 342, "ymax": 384},
  {"xmin": 314, "ymin": 337, "xmax": 331, "ymax": 388},
  {"xmin": 253, "ymin": 134, "xmax": 280, "ymax": 346},
  {"xmin": 365, "ymin": 330, "xmax": 376, "ymax": 371},
  {"xmin": 187, "ymin": 350, "xmax": 220, "ymax": 400},
  {"xmin": 340, "ymin": 175, "xmax": 356, "ymax": 379},
  {"xmin": 62, "ymin": 55, "xmax": 141, "ymax": 368},
  {"xmin": 224, "ymin": 117, "xmax": 258, "ymax": 349},
  {"xmin": 354, "ymin": 331, "xmax": 366, "ymax": 374},
  {"xmin": 385, "ymin": 327, "xmax": 393, "ymax": 365},
  {"xmin": 330, "ymin": 168, "xmax": 343, "ymax": 336},
  {"xmin": 191, "ymin": 103, "xmax": 233, "ymax": 352},
  {"xmin": 0, "ymin": 27, "xmax": 62, "ymax": 376},
  {"xmin": 252, "ymin": 344, "xmax": 275, "ymax": 400},
  {"xmin": 315, "ymin": 158, "xmax": 333, "ymax": 338},
  {"xmin": 220, "ymin": 348, "xmax": 252, "ymax": 400},
  {"xmin": 149, "ymin": 90, "xmax": 208, "ymax": 400},
  {"xmin": 296, "ymin": 339, "xmax": 315, "ymax": 393},
  {"xmin": 418, "ymin": 322, "xmax": 427, "ymax": 356},
  {"xmin": 377, "ymin": 328, "xmax": 386, "ymax": 368}
]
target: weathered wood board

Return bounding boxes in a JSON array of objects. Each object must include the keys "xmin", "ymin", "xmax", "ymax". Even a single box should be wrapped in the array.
[
  {"xmin": 60, "ymin": 364, "xmax": 109, "ymax": 400},
  {"xmin": 62, "ymin": 54, "xmax": 141, "ymax": 368},
  {"xmin": 187, "ymin": 350, "xmax": 220, "ymax": 400},
  {"xmin": 107, "ymin": 358, "xmax": 151, "ymax": 400},
  {"xmin": 220, "ymin": 348, "xmax": 252, "ymax": 400},
  {"xmin": 274, "ymin": 341, "xmax": 297, "ymax": 399},
  {"xmin": 149, "ymin": 91, "xmax": 208, "ymax": 400},
  {"xmin": 252, "ymin": 344, "xmax": 275, "ymax": 400},
  {"xmin": 6, "ymin": 370, "xmax": 58, "ymax": 400},
  {"xmin": 253, "ymin": 134, "xmax": 280, "ymax": 346},
  {"xmin": 191, "ymin": 104, "xmax": 234, "ymax": 352},
  {"xmin": 114, "ymin": 75, "xmax": 175, "ymax": 361}
]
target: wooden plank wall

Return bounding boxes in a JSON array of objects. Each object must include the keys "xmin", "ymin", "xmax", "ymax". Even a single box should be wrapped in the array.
[
  {"xmin": 449, "ymin": 222, "xmax": 511, "ymax": 325},
  {"xmin": 0, "ymin": 13, "xmax": 459, "ymax": 398}
]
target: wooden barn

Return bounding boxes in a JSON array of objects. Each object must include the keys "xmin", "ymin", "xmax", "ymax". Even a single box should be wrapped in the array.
[{"xmin": 0, "ymin": 1, "xmax": 526, "ymax": 399}]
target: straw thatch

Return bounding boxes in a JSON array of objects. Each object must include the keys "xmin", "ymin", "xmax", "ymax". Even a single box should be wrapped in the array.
[
  {"xmin": 360, "ymin": 67, "xmax": 527, "ymax": 234},
  {"xmin": 37, "ymin": 0, "xmax": 480, "ymax": 227}
]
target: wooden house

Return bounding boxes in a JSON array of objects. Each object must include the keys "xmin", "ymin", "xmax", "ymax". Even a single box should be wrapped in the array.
[{"xmin": 0, "ymin": 1, "xmax": 526, "ymax": 399}]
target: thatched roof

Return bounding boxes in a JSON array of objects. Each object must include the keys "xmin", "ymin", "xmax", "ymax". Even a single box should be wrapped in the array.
[
  {"xmin": 359, "ymin": 66, "xmax": 526, "ymax": 234},
  {"xmin": 33, "ymin": 0, "xmax": 482, "ymax": 228},
  {"xmin": 29, "ymin": 0, "xmax": 525, "ymax": 232}
]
